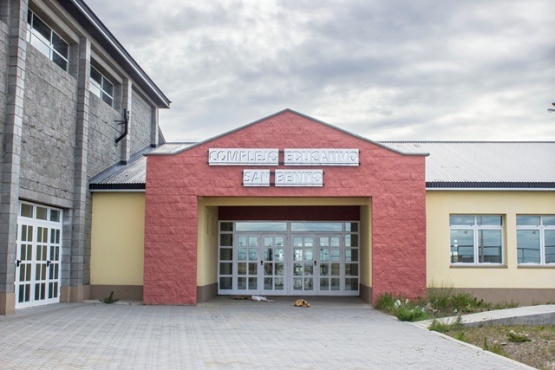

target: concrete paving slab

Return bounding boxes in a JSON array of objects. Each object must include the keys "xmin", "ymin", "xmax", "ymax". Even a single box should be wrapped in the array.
[
  {"xmin": 414, "ymin": 304, "xmax": 555, "ymax": 329},
  {"xmin": 0, "ymin": 297, "xmax": 532, "ymax": 369}
]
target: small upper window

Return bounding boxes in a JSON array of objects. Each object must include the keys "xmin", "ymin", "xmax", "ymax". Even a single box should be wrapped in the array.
[
  {"xmin": 89, "ymin": 66, "xmax": 114, "ymax": 107},
  {"xmin": 449, "ymin": 215, "xmax": 503, "ymax": 265},
  {"xmin": 27, "ymin": 11, "xmax": 69, "ymax": 71},
  {"xmin": 517, "ymin": 215, "xmax": 555, "ymax": 265}
]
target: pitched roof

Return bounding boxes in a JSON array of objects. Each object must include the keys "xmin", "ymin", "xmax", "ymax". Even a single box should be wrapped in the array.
[
  {"xmin": 381, "ymin": 141, "xmax": 555, "ymax": 189},
  {"xmin": 89, "ymin": 144, "xmax": 195, "ymax": 190},
  {"xmin": 146, "ymin": 109, "xmax": 419, "ymax": 157},
  {"xmin": 59, "ymin": 0, "xmax": 171, "ymax": 108},
  {"xmin": 89, "ymin": 141, "xmax": 555, "ymax": 191}
]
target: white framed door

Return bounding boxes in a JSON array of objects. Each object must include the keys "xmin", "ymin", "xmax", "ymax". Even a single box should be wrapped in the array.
[
  {"xmin": 217, "ymin": 221, "xmax": 359, "ymax": 296},
  {"xmin": 291, "ymin": 235, "xmax": 316, "ymax": 294},
  {"xmin": 15, "ymin": 202, "xmax": 62, "ymax": 308},
  {"xmin": 261, "ymin": 234, "xmax": 286, "ymax": 293},
  {"xmin": 316, "ymin": 234, "xmax": 342, "ymax": 294}
]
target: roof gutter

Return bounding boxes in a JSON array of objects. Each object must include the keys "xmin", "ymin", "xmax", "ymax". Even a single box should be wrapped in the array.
[{"xmin": 62, "ymin": 0, "xmax": 171, "ymax": 108}]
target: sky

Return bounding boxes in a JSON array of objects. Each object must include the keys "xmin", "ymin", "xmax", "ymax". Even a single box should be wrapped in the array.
[{"xmin": 89, "ymin": 0, "xmax": 555, "ymax": 143}]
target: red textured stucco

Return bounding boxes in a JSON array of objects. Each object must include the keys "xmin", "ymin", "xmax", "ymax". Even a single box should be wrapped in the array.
[{"xmin": 144, "ymin": 110, "xmax": 426, "ymax": 305}]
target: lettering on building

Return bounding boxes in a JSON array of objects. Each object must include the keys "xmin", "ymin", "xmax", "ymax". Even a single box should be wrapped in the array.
[
  {"xmin": 209, "ymin": 148, "xmax": 279, "ymax": 166},
  {"xmin": 243, "ymin": 170, "xmax": 270, "ymax": 187},
  {"xmin": 284, "ymin": 149, "xmax": 359, "ymax": 166},
  {"xmin": 275, "ymin": 170, "xmax": 323, "ymax": 187}
]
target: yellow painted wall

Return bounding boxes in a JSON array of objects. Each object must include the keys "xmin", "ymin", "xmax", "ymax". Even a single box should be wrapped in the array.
[
  {"xmin": 427, "ymin": 191, "xmax": 555, "ymax": 289},
  {"xmin": 90, "ymin": 193, "xmax": 145, "ymax": 285},
  {"xmin": 197, "ymin": 200, "xmax": 218, "ymax": 286},
  {"xmin": 360, "ymin": 204, "xmax": 372, "ymax": 286}
]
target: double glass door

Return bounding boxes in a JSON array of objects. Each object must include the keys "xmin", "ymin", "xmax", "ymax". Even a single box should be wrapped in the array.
[
  {"xmin": 218, "ymin": 221, "xmax": 359, "ymax": 296},
  {"xmin": 15, "ymin": 202, "xmax": 62, "ymax": 308}
]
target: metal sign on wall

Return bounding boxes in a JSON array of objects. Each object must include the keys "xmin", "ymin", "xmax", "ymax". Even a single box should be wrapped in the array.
[
  {"xmin": 284, "ymin": 149, "xmax": 359, "ymax": 166},
  {"xmin": 209, "ymin": 148, "xmax": 279, "ymax": 166},
  {"xmin": 211, "ymin": 148, "xmax": 359, "ymax": 187},
  {"xmin": 275, "ymin": 170, "xmax": 323, "ymax": 187}
]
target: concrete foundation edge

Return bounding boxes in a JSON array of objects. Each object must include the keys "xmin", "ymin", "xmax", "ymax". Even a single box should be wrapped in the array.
[
  {"xmin": 430, "ymin": 287, "xmax": 555, "ymax": 306},
  {"xmin": 197, "ymin": 283, "xmax": 218, "ymax": 303},
  {"xmin": 61, "ymin": 285, "xmax": 90, "ymax": 303},
  {"xmin": 0, "ymin": 293, "xmax": 16, "ymax": 315},
  {"xmin": 89, "ymin": 285, "xmax": 144, "ymax": 302},
  {"xmin": 360, "ymin": 284, "xmax": 372, "ymax": 304}
]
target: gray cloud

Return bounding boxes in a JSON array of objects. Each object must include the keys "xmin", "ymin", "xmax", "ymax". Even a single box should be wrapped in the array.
[{"xmin": 90, "ymin": 0, "xmax": 555, "ymax": 142}]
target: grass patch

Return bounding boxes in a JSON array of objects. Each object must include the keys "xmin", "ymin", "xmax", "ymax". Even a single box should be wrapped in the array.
[
  {"xmin": 507, "ymin": 330, "xmax": 530, "ymax": 343},
  {"xmin": 375, "ymin": 288, "xmax": 519, "ymax": 322},
  {"xmin": 374, "ymin": 293, "xmax": 428, "ymax": 321},
  {"xmin": 429, "ymin": 316, "xmax": 464, "ymax": 333}
]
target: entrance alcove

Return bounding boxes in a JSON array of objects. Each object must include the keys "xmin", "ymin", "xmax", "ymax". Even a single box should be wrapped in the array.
[{"xmin": 196, "ymin": 197, "xmax": 372, "ymax": 302}]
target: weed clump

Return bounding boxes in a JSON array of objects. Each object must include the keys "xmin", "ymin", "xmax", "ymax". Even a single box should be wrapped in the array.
[
  {"xmin": 100, "ymin": 291, "xmax": 119, "ymax": 304},
  {"xmin": 374, "ymin": 294, "xmax": 428, "ymax": 322}
]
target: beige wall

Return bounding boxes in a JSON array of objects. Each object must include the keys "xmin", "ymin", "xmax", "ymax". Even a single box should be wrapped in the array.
[
  {"xmin": 360, "ymin": 204, "xmax": 372, "ymax": 287},
  {"xmin": 427, "ymin": 191, "xmax": 555, "ymax": 290},
  {"xmin": 91, "ymin": 192, "xmax": 145, "ymax": 285},
  {"xmin": 197, "ymin": 200, "xmax": 218, "ymax": 286}
]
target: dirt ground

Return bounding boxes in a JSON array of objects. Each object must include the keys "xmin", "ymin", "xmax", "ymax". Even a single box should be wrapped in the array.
[{"xmin": 448, "ymin": 325, "xmax": 555, "ymax": 369}]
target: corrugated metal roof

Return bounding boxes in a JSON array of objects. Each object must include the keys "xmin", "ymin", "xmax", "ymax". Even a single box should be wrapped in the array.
[
  {"xmin": 89, "ymin": 141, "xmax": 555, "ymax": 191},
  {"xmin": 381, "ymin": 141, "xmax": 555, "ymax": 187},
  {"xmin": 89, "ymin": 144, "xmax": 194, "ymax": 190}
]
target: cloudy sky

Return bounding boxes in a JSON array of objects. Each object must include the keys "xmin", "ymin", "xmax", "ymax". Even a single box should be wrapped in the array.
[{"xmin": 90, "ymin": 0, "xmax": 555, "ymax": 142}]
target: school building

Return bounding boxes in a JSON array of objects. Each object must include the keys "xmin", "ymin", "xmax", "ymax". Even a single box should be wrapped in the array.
[
  {"xmin": 89, "ymin": 109, "xmax": 555, "ymax": 307},
  {"xmin": 1, "ymin": 1, "xmax": 553, "ymax": 315}
]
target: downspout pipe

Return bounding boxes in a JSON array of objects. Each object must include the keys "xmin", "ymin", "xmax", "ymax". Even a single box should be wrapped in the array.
[{"xmin": 115, "ymin": 109, "xmax": 129, "ymax": 144}]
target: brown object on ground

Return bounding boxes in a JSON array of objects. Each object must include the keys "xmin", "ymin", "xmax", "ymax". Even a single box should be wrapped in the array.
[{"xmin": 294, "ymin": 299, "xmax": 310, "ymax": 307}]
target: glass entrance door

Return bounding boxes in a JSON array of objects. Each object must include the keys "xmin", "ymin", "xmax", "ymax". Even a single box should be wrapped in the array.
[
  {"xmin": 262, "ymin": 235, "xmax": 286, "ymax": 293},
  {"xmin": 218, "ymin": 221, "xmax": 359, "ymax": 296},
  {"xmin": 292, "ymin": 235, "xmax": 315, "ymax": 293},
  {"xmin": 236, "ymin": 235, "xmax": 259, "ymax": 292},
  {"xmin": 318, "ymin": 235, "xmax": 342, "ymax": 293}
]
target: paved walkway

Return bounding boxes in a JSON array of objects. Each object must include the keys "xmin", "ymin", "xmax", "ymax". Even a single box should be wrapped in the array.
[
  {"xmin": 414, "ymin": 304, "xmax": 555, "ymax": 329},
  {"xmin": 0, "ymin": 297, "xmax": 533, "ymax": 369}
]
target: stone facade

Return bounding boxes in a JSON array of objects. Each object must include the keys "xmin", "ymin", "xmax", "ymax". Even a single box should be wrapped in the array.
[
  {"xmin": 0, "ymin": 0, "xmax": 169, "ymax": 314},
  {"xmin": 144, "ymin": 110, "xmax": 427, "ymax": 305}
]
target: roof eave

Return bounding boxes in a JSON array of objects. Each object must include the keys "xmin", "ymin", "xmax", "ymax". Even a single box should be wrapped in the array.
[
  {"xmin": 427, "ymin": 182, "xmax": 555, "ymax": 190},
  {"xmin": 60, "ymin": 0, "xmax": 171, "ymax": 108}
]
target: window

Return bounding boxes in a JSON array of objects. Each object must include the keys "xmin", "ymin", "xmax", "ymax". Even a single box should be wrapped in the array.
[
  {"xmin": 450, "ymin": 215, "xmax": 503, "ymax": 265},
  {"xmin": 27, "ymin": 11, "xmax": 69, "ymax": 71},
  {"xmin": 89, "ymin": 66, "xmax": 114, "ymax": 107},
  {"xmin": 517, "ymin": 215, "xmax": 555, "ymax": 265}
]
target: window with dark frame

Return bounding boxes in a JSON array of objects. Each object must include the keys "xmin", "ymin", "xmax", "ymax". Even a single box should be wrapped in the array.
[
  {"xmin": 27, "ymin": 10, "xmax": 69, "ymax": 71},
  {"xmin": 89, "ymin": 65, "xmax": 114, "ymax": 107}
]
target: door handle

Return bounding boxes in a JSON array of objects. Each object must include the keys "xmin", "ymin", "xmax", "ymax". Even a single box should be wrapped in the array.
[
  {"xmin": 314, "ymin": 260, "xmax": 317, "ymax": 266},
  {"xmin": 260, "ymin": 260, "xmax": 263, "ymax": 266},
  {"xmin": 46, "ymin": 260, "xmax": 51, "ymax": 267},
  {"xmin": 16, "ymin": 259, "xmax": 21, "ymax": 267}
]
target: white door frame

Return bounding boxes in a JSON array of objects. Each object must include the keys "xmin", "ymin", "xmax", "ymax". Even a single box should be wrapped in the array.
[
  {"xmin": 218, "ymin": 221, "xmax": 359, "ymax": 296},
  {"xmin": 15, "ymin": 202, "xmax": 62, "ymax": 309}
]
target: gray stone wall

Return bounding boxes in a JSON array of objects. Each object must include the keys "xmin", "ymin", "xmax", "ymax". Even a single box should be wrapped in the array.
[
  {"xmin": 87, "ymin": 95, "xmax": 121, "ymax": 177},
  {"xmin": 0, "ymin": 20, "xmax": 8, "ymax": 167},
  {"xmin": 20, "ymin": 47, "xmax": 77, "ymax": 204},
  {"xmin": 130, "ymin": 91, "xmax": 154, "ymax": 154}
]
